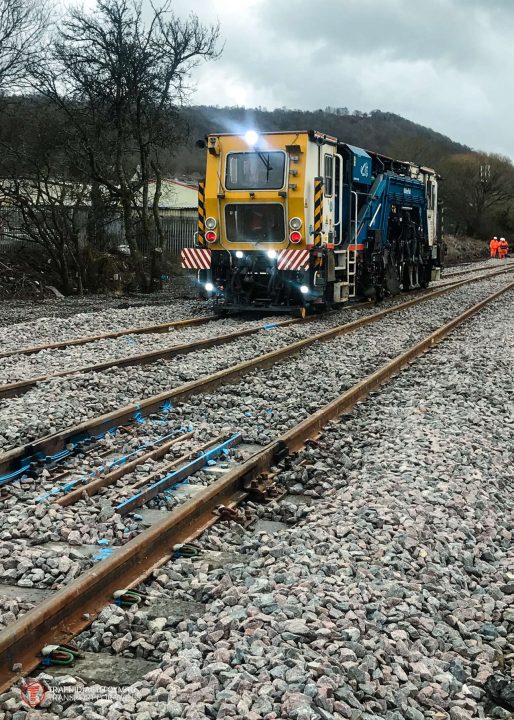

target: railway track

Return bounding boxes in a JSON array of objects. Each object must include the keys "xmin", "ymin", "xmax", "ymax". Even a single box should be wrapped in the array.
[
  {"xmin": 0, "ymin": 260, "xmax": 509, "ymax": 363},
  {"xmin": 440, "ymin": 259, "xmax": 514, "ymax": 279},
  {"xmin": 0, "ymin": 313, "xmax": 216, "ymax": 361},
  {"xmin": 0, "ymin": 272, "xmax": 507, "ymax": 518},
  {"xmin": 0, "ymin": 267, "xmax": 513, "ymax": 486},
  {"xmin": 0, "ymin": 311, "xmax": 334, "ymax": 399},
  {"xmin": 0, "ymin": 273, "xmax": 512, "ymax": 691},
  {"xmin": 0, "ymin": 263, "xmax": 512, "ymax": 402}
]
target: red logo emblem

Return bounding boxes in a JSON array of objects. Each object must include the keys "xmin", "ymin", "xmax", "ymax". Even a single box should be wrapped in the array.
[{"xmin": 20, "ymin": 679, "xmax": 47, "ymax": 707}]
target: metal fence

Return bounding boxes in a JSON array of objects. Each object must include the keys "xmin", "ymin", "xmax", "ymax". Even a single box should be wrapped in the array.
[
  {"xmin": 0, "ymin": 206, "xmax": 29, "ymax": 252},
  {"xmin": 0, "ymin": 205, "xmax": 197, "ymax": 256},
  {"xmin": 138, "ymin": 209, "xmax": 197, "ymax": 256}
]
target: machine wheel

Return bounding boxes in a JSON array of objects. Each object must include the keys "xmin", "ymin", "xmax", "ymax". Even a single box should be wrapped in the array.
[
  {"xmin": 384, "ymin": 259, "xmax": 401, "ymax": 295},
  {"xmin": 402, "ymin": 263, "xmax": 419, "ymax": 291},
  {"xmin": 420, "ymin": 262, "xmax": 430, "ymax": 288},
  {"xmin": 411, "ymin": 264, "xmax": 419, "ymax": 289}
]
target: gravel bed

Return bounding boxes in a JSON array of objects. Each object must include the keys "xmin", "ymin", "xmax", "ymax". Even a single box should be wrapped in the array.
[
  {"xmin": 0, "ymin": 276, "xmax": 199, "ymax": 328},
  {"xmin": 0, "ymin": 275, "xmax": 512, "ymax": 579},
  {"xmin": 0, "ymin": 260, "xmax": 498, "ymax": 331},
  {"xmin": 433, "ymin": 261, "xmax": 514, "ymax": 288},
  {"xmin": 0, "ymin": 259, "xmax": 507, "ymax": 354},
  {"xmin": 441, "ymin": 258, "xmax": 509, "ymax": 275},
  {"xmin": 0, "ymin": 273, "xmax": 510, "ymax": 455},
  {"xmin": 0, "ymin": 541, "xmax": 90, "ymax": 593},
  {"xmin": 0, "ymin": 262, "xmax": 501, "ymax": 385},
  {"xmin": 0, "ymin": 294, "xmax": 411, "ymax": 385},
  {"xmin": 2, "ymin": 271, "xmax": 512, "ymax": 719},
  {"xmin": 0, "ymin": 316, "xmax": 276, "ymax": 385},
  {"xmin": 1, "ymin": 427, "xmax": 211, "ymax": 545},
  {"xmin": 0, "ymin": 595, "xmax": 36, "ymax": 632},
  {"xmin": 0, "ymin": 297, "xmax": 211, "ymax": 353},
  {"xmin": 1, "ymin": 262, "xmax": 510, "ymax": 388},
  {"xmin": 0, "ymin": 284, "xmax": 446, "ymax": 385}
]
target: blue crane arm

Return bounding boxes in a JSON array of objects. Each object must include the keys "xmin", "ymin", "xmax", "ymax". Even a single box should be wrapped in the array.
[{"xmin": 356, "ymin": 173, "xmax": 428, "ymax": 248}]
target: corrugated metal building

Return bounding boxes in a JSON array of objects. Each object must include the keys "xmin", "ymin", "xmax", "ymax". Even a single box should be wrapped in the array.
[{"xmin": 0, "ymin": 178, "xmax": 198, "ymax": 256}]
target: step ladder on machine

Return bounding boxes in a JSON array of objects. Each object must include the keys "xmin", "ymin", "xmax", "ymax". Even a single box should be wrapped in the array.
[
  {"xmin": 333, "ymin": 249, "xmax": 349, "ymax": 303},
  {"xmin": 332, "ymin": 179, "xmax": 359, "ymax": 303},
  {"xmin": 333, "ymin": 246, "xmax": 358, "ymax": 301},
  {"xmin": 347, "ymin": 246, "xmax": 357, "ymax": 298},
  {"xmin": 347, "ymin": 189, "xmax": 360, "ymax": 299}
]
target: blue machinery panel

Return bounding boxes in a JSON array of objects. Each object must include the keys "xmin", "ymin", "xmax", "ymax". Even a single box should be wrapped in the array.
[
  {"xmin": 355, "ymin": 173, "xmax": 428, "ymax": 249},
  {"xmin": 347, "ymin": 144, "xmax": 372, "ymax": 186}
]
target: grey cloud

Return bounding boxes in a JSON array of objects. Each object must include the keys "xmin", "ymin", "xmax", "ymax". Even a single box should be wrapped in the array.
[
  {"xmin": 159, "ymin": 0, "xmax": 514, "ymax": 158},
  {"xmin": 264, "ymin": 0, "xmax": 507, "ymax": 69}
]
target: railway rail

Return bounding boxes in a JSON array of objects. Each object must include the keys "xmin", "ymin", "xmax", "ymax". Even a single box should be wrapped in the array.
[
  {"xmin": 0, "ymin": 264, "xmax": 512, "ymax": 403},
  {"xmin": 0, "ymin": 276, "xmax": 512, "ymax": 691},
  {"xmin": 440, "ymin": 259, "xmax": 514, "ymax": 279},
  {"xmin": 1, "ymin": 264, "xmax": 514, "ymax": 489},
  {"xmin": 0, "ymin": 313, "xmax": 216, "ymax": 361}
]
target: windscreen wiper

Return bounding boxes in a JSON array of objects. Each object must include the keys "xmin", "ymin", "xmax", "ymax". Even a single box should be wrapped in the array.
[{"xmin": 257, "ymin": 152, "xmax": 273, "ymax": 178}]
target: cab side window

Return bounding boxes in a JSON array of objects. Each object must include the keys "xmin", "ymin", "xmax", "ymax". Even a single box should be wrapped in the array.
[
  {"xmin": 427, "ymin": 179, "xmax": 434, "ymax": 209},
  {"xmin": 324, "ymin": 155, "xmax": 333, "ymax": 197}
]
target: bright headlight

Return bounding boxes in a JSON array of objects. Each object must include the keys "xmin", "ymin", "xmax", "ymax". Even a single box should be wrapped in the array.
[
  {"xmin": 267, "ymin": 250, "xmax": 277, "ymax": 259},
  {"xmin": 289, "ymin": 217, "xmax": 302, "ymax": 230},
  {"xmin": 235, "ymin": 251, "xmax": 244, "ymax": 259},
  {"xmin": 205, "ymin": 282, "xmax": 214, "ymax": 292},
  {"xmin": 244, "ymin": 130, "xmax": 259, "ymax": 146},
  {"xmin": 300, "ymin": 285, "xmax": 309, "ymax": 294}
]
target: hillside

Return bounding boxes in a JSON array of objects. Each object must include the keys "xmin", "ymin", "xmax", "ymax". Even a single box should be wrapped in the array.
[{"xmin": 173, "ymin": 105, "xmax": 470, "ymax": 177}]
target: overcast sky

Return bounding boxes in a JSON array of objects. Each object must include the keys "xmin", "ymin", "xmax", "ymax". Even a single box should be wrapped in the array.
[{"xmin": 77, "ymin": 0, "xmax": 514, "ymax": 159}]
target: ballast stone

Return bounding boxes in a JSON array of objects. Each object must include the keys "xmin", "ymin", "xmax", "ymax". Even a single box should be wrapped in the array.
[{"xmin": 2, "ymin": 269, "xmax": 514, "ymax": 720}]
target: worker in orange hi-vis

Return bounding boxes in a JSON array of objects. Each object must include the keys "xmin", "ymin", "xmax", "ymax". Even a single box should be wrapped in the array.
[
  {"xmin": 490, "ymin": 236, "xmax": 499, "ymax": 258},
  {"xmin": 498, "ymin": 237, "xmax": 509, "ymax": 259}
]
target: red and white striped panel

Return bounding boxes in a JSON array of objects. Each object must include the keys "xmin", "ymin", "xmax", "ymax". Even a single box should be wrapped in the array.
[
  {"xmin": 181, "ymin": 248, "xmax": 211, "ymax": 270},
  {"xmin": 277, "ymin": 249, "xmax": 310, "ymax": 271}
]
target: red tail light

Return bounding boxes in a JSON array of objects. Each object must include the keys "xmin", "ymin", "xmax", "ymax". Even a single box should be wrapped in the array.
[
  {"xmin": 290, "ymin": 231, "xmax": 302, "ymax": 244},
  {"xmin": 205, "ymin": 230, "xmax": 217, "ymax": 243}
]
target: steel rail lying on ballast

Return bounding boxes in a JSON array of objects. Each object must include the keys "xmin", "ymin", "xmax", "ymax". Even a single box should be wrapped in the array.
[
  {"xmin": 442, "ymin": 260, "xmax": 514, "ymax": 279},
  {"xmin": 0, "ymin": 315, "xmax": 312, "ymax": 400},
  {"xmin": 0, "ymin": 265, "xmax": 513, "ymax": 482},
  {"xmin": 0, "ymin": 264, "xmax": 511, "ymax": 399},
  {"xmin": 0, "ymin": 313, "xmax": 217, "ymax": 361},
  {"xmin": 58, "ymin": 433, "xmax": 241, "ymax": 508},
  {"xmin": 0, "ymin": 262, "xmax": 512, "ymax": 396},
  {"xmin": 0, "ymin": 279, "xmax": 512, "ymax": 692},
  {"xmin": 35, "ymin": 431, "xmax": 194, "ymax": 503}
]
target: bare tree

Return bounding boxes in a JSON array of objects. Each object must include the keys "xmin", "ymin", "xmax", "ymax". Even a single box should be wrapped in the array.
[
  {"xmin": 1, "ymin": 175, "xmax": 89, "ymax": 294},
  {"xmin": 31, "ymin": 0, "xmax": 220, "ymax": 290},
  {"xmin": 439, "ymin": 152, "xmax": 514, "ymax": 237},
  {"xmin": 0, "ymin": 100, "xmax": 89, "ymax": 293},
  {"xmin": 0, "ymin": 0, "xmax": 48, "ymax": 90}
]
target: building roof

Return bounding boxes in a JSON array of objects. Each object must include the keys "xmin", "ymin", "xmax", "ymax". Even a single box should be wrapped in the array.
[
  {"xmin": 0, "ymin": 177, "xmax": 199, "ymax": 210},
  {"xmin": 147, "ymin": 179, "xmax": 197, "ymax": 209}
]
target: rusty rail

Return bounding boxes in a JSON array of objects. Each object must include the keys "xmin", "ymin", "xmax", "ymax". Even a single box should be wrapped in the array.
[
  {"xmin": 58, "ymin": 433, "xmax": 234, "ymax": 508},
  {"xmin": 0, "ymin": 313, "xmax": 326, "ymax": 400},
  {"xmin": 0, "ymin": 314, "xmax": 217, "ymax": 361},
  {"xmin": 0, "ymin": 265, "xmax": 512, "ymax": 399},
  {"xmin": 441, "ymin": 259, "xmax": 514, "ymax": 280},
  {"xmin": 0, "ymin": 323, "xmax": 281, "ymax": 400},
  {"xmin": 0, "ymin": 265, "xmax": 510, "ymax": 402},
  {"xmin": 0, "ymin": 278, "xmax": 511, "ymax": 692},
  {"xmin": 1, "ymin": 266, "xmax": 513, "ymax": 480}
]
